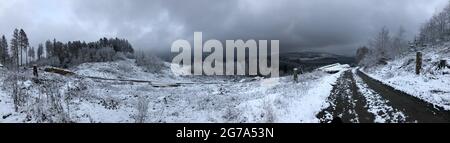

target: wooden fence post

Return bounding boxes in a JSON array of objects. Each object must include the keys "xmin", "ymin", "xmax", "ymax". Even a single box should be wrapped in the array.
[
  {"xmin": 293, "ymin": 68, "xmax": 298, "ymax": 83},
  {"xmin": 416, "ymin": 52, "xmax": 422, "ymax": 75}
]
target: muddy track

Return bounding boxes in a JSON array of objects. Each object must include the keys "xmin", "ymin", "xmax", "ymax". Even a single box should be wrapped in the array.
[
  {"xmin": 357, "ymin": 70, "xmax": 450, "ymax": 123},
  {"xmin": 317, "ymin": 70, "xmax": 374, "ymax": 123}
]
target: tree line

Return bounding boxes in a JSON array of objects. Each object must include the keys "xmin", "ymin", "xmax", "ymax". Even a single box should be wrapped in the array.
[
  {"xmin": 0, "ymin": 29, "xmax": 134, "ymax": 68},
  {"xmin": 356, "ymin": 26, "xmax": 409, "ymax": 67},
  {"xmin": 0, "ymin": 29, "xmax": 31, "ymax": 68},
  {"xmin": 357, "ymin": 2, "xmax": 450, "ymax": 67},
  {"xmin": 417, "ymin": 3, "xmax": 450, "ymax": 45}
]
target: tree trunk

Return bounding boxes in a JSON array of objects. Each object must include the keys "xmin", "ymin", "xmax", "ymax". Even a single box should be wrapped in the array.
[
  {"xmin": 20, "ymin": 47, "xmax": 22, "ymax": 66},
  {"xmin": 16, "ymin": 47, "xmax": 19, "ymax": 68},
  {"xmin": 26, "ymin": 50, "xmax": 28, "ymax": 66}
]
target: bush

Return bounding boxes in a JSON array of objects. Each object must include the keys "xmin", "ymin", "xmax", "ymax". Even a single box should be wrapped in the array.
[
  {"xmin": 135, "ymin": 53, "xmax": 165, "ymax": 73},
  {"xmin": 134, "ymin": 96, "xmax": 149, "ymax": 123},
  {"xmin": 3, "ymin": 72, "xmax": 28, "ymax": 112}
]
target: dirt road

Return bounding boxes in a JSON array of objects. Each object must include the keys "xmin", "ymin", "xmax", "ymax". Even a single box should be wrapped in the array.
[
  {"xmin": 317, "ymin": 69, "xmax": 450, "ymax": 123},
  {"xmin": 357, "ymin": 70, "xmax": 450, "ymax": 123}
]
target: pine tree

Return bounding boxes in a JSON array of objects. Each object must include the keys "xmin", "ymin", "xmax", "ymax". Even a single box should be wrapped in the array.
[
  {"xmin": 0, "ymin": 35, "xmax": 9, "ymax": 65},
  {"xmin": 37, "ymin": 43, "xmax": 43, "ymax": 60},
  {"xmin": 11, "ymin": 29, "xmax": 20, "ymax": 68},
  {"xmin": 0, "ymin": 36, "xmax": 3, "ymax": 64},
  {"xmin": 28, "ymin": 47, "xmax": 35, "ymax": 62},
  {"xmin": 45, "ymin": 40, "xmax": 53, "ymax": 57},
  {"xmin": 19, "ymin": 29, "xmax": 29, "ymax": 66}
]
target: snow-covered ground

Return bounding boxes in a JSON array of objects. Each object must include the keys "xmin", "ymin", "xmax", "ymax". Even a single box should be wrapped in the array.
[
  {"xmin": 0, "ymin": 60, "xmax": 349, "ymax": 123},
  {"xmin": 72, "ymin": 59, "xmax": 187, "ymax": 83},
  {"xmin": 0, "ymin": 85, "xmax": 28, "ymax": 122},
  {"xmin": 317, "ymin": 63, "xmax": 350, "ymax": 73},
  {"xmin": 363, "ymin": 42, "xmax": 450, "ymax": 110}
]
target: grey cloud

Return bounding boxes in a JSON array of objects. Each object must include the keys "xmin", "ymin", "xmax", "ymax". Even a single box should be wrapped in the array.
[{"xmin": 0, "ymin": 0, "xmax": 448, "ymax": 57}]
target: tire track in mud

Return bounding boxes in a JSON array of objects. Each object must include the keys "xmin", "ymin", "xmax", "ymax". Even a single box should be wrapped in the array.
[
  {"xmin": 317, "ymin": 70, "xmax": 374, "ymax": 123},
  {"xmin": 353, "ymin": 71, "xmax": 408, "ymax": 123}
]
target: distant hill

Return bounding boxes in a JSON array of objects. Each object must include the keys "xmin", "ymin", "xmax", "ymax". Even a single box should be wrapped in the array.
[
  {"xmin": 163, "ymin": 51, "xmax": 355, "ymax": 76},
  {"xmin": 279, "ymin": 52, "xmax": 355, "ymax": 74}
]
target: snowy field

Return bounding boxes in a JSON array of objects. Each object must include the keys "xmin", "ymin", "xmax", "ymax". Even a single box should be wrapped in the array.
[
  {"xmin": 0, "ymin": 60, "xmax": 347, "ymax": 123},
  {"xmin": 363, "ymin": 42, "xmax": 450, "ymax": 110}
]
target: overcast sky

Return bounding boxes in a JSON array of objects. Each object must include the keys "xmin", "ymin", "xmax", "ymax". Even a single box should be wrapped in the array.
[{"xmin": 0, "ymin": 0, "xmax": 448, "ymax": 56}]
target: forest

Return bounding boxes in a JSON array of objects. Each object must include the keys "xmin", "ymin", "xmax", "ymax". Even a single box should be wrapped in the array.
[{"xmin": 0, "ymin": 29, "xmax": 134, "ymax": 69}]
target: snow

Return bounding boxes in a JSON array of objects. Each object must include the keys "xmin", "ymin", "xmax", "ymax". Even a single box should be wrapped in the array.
[
  {"xmin": 281, "ymin": 71, "xmax": 342, "ymax": 122},
  {"xmin": 363, "ymin": 43, "xmax": 450, "ymax": 110},
  {"xmin": 317, "ymin": 63, "xmax": 350, "ymax": 73},
  {"xmin": 23, "ymin": 80, "xmax": 32, "ymax": 88},
  {"xmin": 170, "ymin": 63, "xmax": 192, "ymax": 76},
  {"xmin": 73, "ymin": 59, "xmax": 187, "ymax": 83},
  {"xmin": 70, "ymin": 99, "xmax": 135, "ymax": 123},
  {"xmin": 0, "ymin": 60, "xmax": 346, "ymax": 123},
  {"xmin": 0, "ymin": 90, "xmax": 24, "ymax": 123}
]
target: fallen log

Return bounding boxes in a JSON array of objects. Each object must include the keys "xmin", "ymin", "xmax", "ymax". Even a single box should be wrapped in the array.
[
  {"xmin": 44, "ymin": 67, "xmax": 75, "ymax": 76},
  {"xmin": 150, "ymin": 82, "xmax": 180, "ymax": 88}
]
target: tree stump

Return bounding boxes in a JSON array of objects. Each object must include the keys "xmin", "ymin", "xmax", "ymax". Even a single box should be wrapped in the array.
[
  {"xmin": 33, "ymin": 65, "xmax": 38, "ymax": 77},
  {"xmin": 416, "ymin": 52, "xmax": 422, "ymax": 75},
  {"xmin": 438, "ymin": 60, "xmax": 447, "ymax": 70}
]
